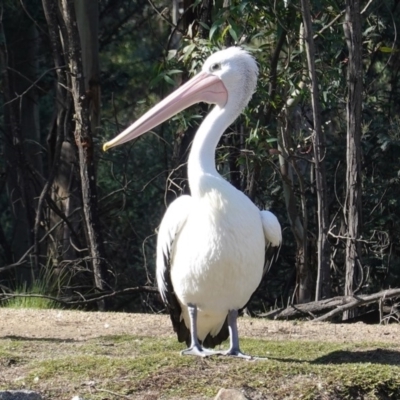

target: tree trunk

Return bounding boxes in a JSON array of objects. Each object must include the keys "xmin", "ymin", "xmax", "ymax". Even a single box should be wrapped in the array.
[
  {"xmin": 278, "ymin": 116, "xmax": 311, "ymax": 304},
  {"xmin": 59, "ymin": 0, "xmax": 110, "ymax": 310},
  {"xmin": 42, "ymin": 0, "xmax": 81, "ymax": 268},
  {"xmin": 74, "ymin": 0, "xmax": 101, "ymax": 132},
  {"xmin": 343, "ymin": 0, "xmax": 363, "ymax": 320},
  {"xmin": 300, "ymin": 0, "xmax": 331, "ymax": 300},
  {"xmin": 277, "ymin": 24, "xmax": 311, "ymax": 304}
]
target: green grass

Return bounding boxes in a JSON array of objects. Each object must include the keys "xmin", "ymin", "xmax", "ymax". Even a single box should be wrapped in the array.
[
  {"xmin": 1, "ymin": 335, "xmax": 399, "ymax": 399},
  {"xmin": 2, "ymin": 267, "xmax": 65, "ymax": 309},
  {"xmin": 2, "ymin": 281, "xmax": 60, "ymax": 309}
]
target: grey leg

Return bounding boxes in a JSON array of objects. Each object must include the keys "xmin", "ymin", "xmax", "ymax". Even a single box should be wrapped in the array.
[
  {"xmin": 181, "ymin": 304, "xmax": 216, "ymax": 357},
  {"xmin": 223, "ymin": 309, "xmax": 252, "ymax": 359}
]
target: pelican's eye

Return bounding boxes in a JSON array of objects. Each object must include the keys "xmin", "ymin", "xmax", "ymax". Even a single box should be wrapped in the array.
[{"xmin": 210, "ymin": 63, "xmax": 221, "ymax": 72}]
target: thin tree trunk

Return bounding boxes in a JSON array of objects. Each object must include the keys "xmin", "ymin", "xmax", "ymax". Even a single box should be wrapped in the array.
[
  {"xmin": 74, "ymin": 0, "xmax": 101, "ymax": 132},
  {"xmin": 343, "ymin": 0, "xmax": 363, "ymax": 319},
  {"xmin": 277, "ymin": 24, "xmax": 310, "ymax": 304},
  {"xmin": 300, "ymin": 0, "xmax": 331, "ymax": 300},
  {"xmin": 278, "ymin": 117, "xmax": 311, "ymax": 304},
  {"xmin": 59, "ymin": 0, "xmax": 110, "ymax": 310},
  {"xmin": 43, "ymin": 0, "xmax": 80, "ymax": 265},
  {"xmin": 38, "ymin": 0, "xmax": 68, "ymax": 269}
]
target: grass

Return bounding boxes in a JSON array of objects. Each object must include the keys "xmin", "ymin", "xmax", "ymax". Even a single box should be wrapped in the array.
[
  {"xmin": 2, "ymin": 267, "xmax": 65, "ymax": 310},
  {"xmin": 2, "ymin": 280, "xmax": 60, "ymax": 309},
  {"xmin": 1, "ymin": 334, "xmax": 399, "ymax": 399}
]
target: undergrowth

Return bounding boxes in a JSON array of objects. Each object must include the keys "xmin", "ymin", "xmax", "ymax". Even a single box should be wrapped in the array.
[{"xmin": 2, "ymin": 267, "xmax": 65, "ymax": 309}]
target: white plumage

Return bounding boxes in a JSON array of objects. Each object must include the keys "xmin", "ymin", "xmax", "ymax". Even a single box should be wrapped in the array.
[{"xmin": 104, "ymin": 47, "xmax": 282, "ymax": 358}]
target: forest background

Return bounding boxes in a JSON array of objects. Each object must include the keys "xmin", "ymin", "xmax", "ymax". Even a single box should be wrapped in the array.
[{"xmin": 1, "ymin": 0, "xmax": 399, "ymax": 319}]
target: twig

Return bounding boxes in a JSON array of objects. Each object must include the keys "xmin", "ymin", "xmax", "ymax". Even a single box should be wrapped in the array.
[
  {"xmin": 369, "ymin": 183, "xmax": 388, "ymax": 216},
  {"xmin": 327, "ymin": 228, "xmax": 375, "ymax": 243},
  {"xmin": 19, "ymin": 0, "xmax": 48, "ymax": 36},
  {"xmin": 146, "ymin": 0, "xmax": 177, "ymax": 30},
  {"xmin": 361, "ymin": 0, "xmax": 375, "ymax": 14},
  {"xmin": 3, "ymin": 65, "xmax": 67, "ymax": 106},
  {"xmin": 0, "ymin": 217, "xmax": 68, "ymax": 273}
]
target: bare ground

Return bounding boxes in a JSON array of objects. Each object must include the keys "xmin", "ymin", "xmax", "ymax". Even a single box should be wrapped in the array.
[
  {"xmin": 1, "ymin": 309, "xmax": 400, "ymax": 400},
  {"xmin": 0, "ymin": 308, "xmax": 399, "ymax": 343}
]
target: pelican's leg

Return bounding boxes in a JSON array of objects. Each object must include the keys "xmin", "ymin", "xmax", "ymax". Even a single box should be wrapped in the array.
[
  {"xmin": 223, "ymin": 309, "xmax": 252, "ymax": 359},
  {"xmin": 181, "ymin": 304, "xmax": 213, "ymax": 357}
]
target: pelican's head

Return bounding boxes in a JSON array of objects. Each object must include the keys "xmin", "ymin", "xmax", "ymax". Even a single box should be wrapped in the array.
[
  {"xmin": 103, "ymin": 47, "xmax": 258, "ymax": 151},
  {"xmin": 202, "ymin": 47, "xmax": 258, "ymax": 114}
]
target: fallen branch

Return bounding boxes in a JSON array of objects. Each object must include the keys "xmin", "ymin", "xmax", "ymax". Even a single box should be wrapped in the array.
[
  {"xmin": 314, "ymin": 289, "xmax": 400, "ymax": 322},
  {"xmin": 259, "ymin": 296, "xmax": 346, "ymax": 320},
  {"xmin": 259, "ymin": 288, "xmax": 400, "ymax": 322}
]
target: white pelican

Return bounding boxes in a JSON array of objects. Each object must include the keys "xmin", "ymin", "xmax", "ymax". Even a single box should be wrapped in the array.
[{"xmin": 103, "ymin": 47, "xmax": 282, "ymax": 358}]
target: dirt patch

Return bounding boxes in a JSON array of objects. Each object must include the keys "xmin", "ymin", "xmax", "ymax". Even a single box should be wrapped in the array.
[
  {"xmin": 0, "ymin": 308, "xmax": 399, "ymax": 343},
  {"xmin": 1, "ymin": 309, "xmax": 399, "ymax": 400}
]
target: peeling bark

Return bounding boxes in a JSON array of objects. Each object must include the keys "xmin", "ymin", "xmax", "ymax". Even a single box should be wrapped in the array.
[{"xmin": 343, "ymin": 0, "xmax": 363, "ymax": 320}]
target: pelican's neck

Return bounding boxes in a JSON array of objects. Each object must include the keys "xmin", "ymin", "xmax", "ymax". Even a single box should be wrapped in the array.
[{"xmin": 188, "ymin": 105, "xmax": 236, "ymax": 196}]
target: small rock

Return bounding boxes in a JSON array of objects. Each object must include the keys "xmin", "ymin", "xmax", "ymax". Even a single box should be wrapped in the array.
[
  {"xmin": 214, "ymin": 388, "xmax": 249, "ymax": 400},
  {"xmin": 0, "ymin": 390, "xmax": 42, "ymax": 400}
]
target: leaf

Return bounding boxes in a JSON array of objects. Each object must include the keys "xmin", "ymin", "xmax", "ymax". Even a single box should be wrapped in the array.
[
  {"xmin": 167, "ymin": 50, "xmax": 177, "ymax": 60},
  {"xmin": 198, "ymin": 21, "xmax": 210, "ymax": 30},
  {"xmin": 221, "ymin": 25, "xmax": 230, "ymax": 40},
  {"xmin": 183, "ymin": 43, "xmax": 196, "ymax": 55},
  {"xmin": 164, "ymin": 75, "xmax": 175, "ymax": 86},
  {"xmin": 209, "ymin": 24, "xmax": 219, "ymax": 40},
  {"xmin": 239, "ymin": 1, "xmax": 249, "ymax": 13},
  {"xmin": 229, "ymin": 27, "xmax": 238, "ymax": 43},
  {"xmin": 379, "ymin": 46, "xmax": 395, "ymax": 53},
  {"xmin": 167, "ymin": 69, "xmax": 183, "ymax": 75},
  {"xmin": 183, "ymin": 43, "xmax": 196, "ymax": 62}
]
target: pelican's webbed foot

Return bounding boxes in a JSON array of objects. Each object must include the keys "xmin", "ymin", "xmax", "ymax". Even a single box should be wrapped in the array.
[
  {"xmin": 181, "ymin": 345, "xmax": 218, "ymax": 357},
  {"xmin": 221, "ymin": 348, "xmax": 253, "ymax": 359}
]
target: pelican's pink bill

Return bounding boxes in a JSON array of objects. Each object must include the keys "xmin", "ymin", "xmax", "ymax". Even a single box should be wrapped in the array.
[{"xmin": 103, "ymin": 72, "xmax": 227, "ymax": 151}]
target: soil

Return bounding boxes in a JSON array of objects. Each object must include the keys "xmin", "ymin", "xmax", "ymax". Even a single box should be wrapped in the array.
[
  {"xmin": 1, "ymin": 309, "xmax": 400, "ymax": 399},
  {"xmin": 1, "ymin": 308, "xmax": 399, "ymax": 343}
]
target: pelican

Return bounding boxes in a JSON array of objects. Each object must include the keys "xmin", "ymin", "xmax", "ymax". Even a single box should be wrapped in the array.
[{"xmin": 103, "ymin": 47, "xmax": 282, "ymax": 358}]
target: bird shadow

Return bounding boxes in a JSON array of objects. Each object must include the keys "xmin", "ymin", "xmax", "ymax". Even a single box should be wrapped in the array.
[
  {"xmin": 267, "ymin": 348, "xmax": 400, "ymax": 366},
  {"xmin": 312, "ymin": 348, "xmax": 400, "ymax": 366}
]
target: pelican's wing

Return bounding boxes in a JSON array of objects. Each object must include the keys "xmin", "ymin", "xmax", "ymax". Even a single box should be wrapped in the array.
[
  {"xmin": 156, "ymin": 195, "xmax": 192, "ymax": 343},
  {"xmin": 260, "ymin": 210, "xmax": 282, "ymax": 276}
]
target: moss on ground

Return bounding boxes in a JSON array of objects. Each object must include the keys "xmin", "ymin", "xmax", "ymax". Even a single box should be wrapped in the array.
[{"xmin": 0, "ymin": 335, "xmax": 399, "ymax": 399}]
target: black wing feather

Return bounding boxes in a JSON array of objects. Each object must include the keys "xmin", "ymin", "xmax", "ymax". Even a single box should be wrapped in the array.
[{"xmin": 161, "ymin": 251, "xmax": 190, "ymax": 344}]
